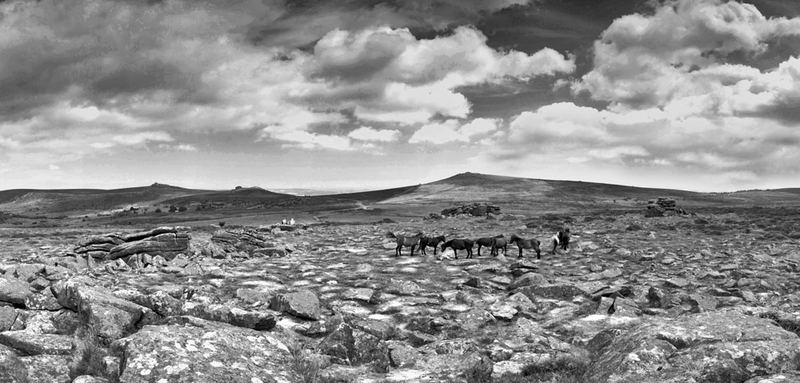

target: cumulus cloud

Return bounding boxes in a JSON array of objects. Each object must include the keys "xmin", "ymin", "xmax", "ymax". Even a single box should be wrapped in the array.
[
  {"xmin": 305, "ymin": 26, "xmax": 575, "ymax": 123},
  {"xmin": 575, "ymin": 0, "xmax": 800, "ymax": 112},
  {"xmin": 348, "ymin": 126, "xmax": 402, "ymax": 142},
  {"xmin": 409, "ymin": 118, "xmax": 500, "ymax": 144},
  {"xmin": 0, "ymin": 0, "xmax": 575, "ymax": 171},
  {"xmin": 474, "ymin": 0, "xmax": 800, "ymax": 189}
]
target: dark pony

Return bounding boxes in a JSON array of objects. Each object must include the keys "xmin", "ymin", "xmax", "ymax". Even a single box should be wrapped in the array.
[
  {"xmin": 476, "ymin": 235, "xmax": 504, "ymax": 257},
  {"xmin": 440, "ymin": 238, "xmax": 474, "ymax": 259},
  {"xmin": 491, "ymin": 236, "xmax": 509, "ymax": 256},
  {"xmin": 419, "ymin": 235, "xmax": 446, "ymax": 255},
  {"xmin": 509, "ymin": 234, "xmax": 541, "ymax": 259},
  {"xmin": 551, "ymin": 229, "xmax": 571, "ymax": 254},
  {"xmin": 386, "ymin": 231, "xmax": 423, "ymax": 257}
]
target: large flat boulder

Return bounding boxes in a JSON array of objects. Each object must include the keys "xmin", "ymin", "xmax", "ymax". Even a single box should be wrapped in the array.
[
  {"xmin": 112, "ymin": 316, "xmax": 298, "ymax": 383},
  {"xmin": 585, "ymin": 309, "xmax": 800, "ymax": 382}
]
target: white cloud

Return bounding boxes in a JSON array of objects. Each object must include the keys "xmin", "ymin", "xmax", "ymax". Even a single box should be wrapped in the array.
[
  {"xmin": 409, "ymin": 120, "xmax": 464, "ymax": 144},
  {"xmin": 348, "ymin": 126, "xmax": 401, "ymax": 142},
  {"xmin": 575, "ymin": 0, "xmax": 800, "ymax": 111},
  {"xmin": 485, "ymin": 0, "xmax": 800, "ymax": 189},
  {"xmin": 409, "ymin": 117, "xmax": 500, "ymax": 144},
  {"xmin": 307, "ymin": 26, "xmax": 575, "ymax": 123},
  {"xmin": 260, "ymin": 126, "xmax": 355, "ymax": 151}
]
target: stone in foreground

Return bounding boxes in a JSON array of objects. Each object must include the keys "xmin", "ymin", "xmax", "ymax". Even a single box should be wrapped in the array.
[
  {"xmin": 112, "ymin": 316, "xmax": 298, "ymax": 383},
  {"xmin": 585, "ymin": 309, "xmax": 800, "ymax": 382}
]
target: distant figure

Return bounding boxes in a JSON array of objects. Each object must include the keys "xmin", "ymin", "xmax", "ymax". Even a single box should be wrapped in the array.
[
  {"xmin": 289, "ymin": 218, "xmax": 295, "ymax": 226},
  {"xmin": 281, "ymin": 218, "xmax": 287, "ymax": 225},
  {"xmin": 551, "ymin": 229, "xmax": 570, "ymax": 254}
]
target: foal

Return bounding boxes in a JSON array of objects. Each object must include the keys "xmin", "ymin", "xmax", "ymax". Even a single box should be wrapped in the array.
[
  {"xmin": 550, "ymin": 229, "xmax": 570, "ymax": 254},
  {"xmin": 386, "ymin": 231, "xmax": 423, "ymax": 257},
  {"xmin": 509, "ymin": 234, "xmax": 542, "ymax": 259},
  {"xmin": 440, "ymin": 239, "xmax": 475, "ymax": 259},
  {"xmin": 419, "ymin": 235, "xmax": 446, "ymax": 255}
]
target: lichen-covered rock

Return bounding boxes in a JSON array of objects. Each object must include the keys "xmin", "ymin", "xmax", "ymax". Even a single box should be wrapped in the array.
[
  {"xmin": 21, "ymin": 354, "xmax": 71, "ymax": 383},
  {"xmin": 180, "ymin": 302, "xmax": 276, "ymax": 331},
  {"xmin": 73, "ymin": 376, "xmax": 110, "ymax": 383},
  {"xmin": 270, "ymin": 289, "xmax": 321, "ymax": 320},
  {"xmin": 0, "ymin": 306, "xmax": 18, "ymax": 331},
  {"xmin": 112, "ymin": 316, "xmax": 298, "ymax": 383},
  {"xmin": 114, "ymin": 289, "xmax": 183, "ymax": 317},
  {"xmin": 0, "ymin": 344, "xmax": 27, "ymax": 382},
  {"xmin": 524, "ymin": 283, "xmax": 590, "ymax": 301},
  {"xmin": 51, "ymin": 279, "xmax": 150, "ymax": 341},
  {"xmin": 24, "ymin": 288, "xmax": 63, "ymax": 310},
  {"xmin": 744, "ymin": 372, "xmax": 800, "ymax": 383},
  {"xmin": 318, "ymin": 321, "xmax": 390, "ymax": 370},
  {"xmin": 585, "ymin": 309, "xmax": 800, "ymax": 382}
]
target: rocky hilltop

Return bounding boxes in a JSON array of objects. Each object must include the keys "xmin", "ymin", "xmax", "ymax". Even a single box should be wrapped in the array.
[{"xmin": 0, "ymin": 208, "xmax": 799, "ymax": 382}]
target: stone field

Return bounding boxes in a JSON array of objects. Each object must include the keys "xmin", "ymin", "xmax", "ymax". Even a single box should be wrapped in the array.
[{"xmin": 1, "ymin": 208, "xmax": 799, "ymax": 382}]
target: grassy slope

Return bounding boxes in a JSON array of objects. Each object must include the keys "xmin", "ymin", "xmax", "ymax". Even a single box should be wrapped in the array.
[{"xmin": 2, "ymin": 173, "xmax": 800, "ymax": 225}]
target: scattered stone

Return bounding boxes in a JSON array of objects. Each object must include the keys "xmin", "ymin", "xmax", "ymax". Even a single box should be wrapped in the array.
[
  {"xmin": 664, "ymin": 277, "xmax": 690, "ymax": 288},
  {"xmin": 270, "ymin": 290, "xmax": 322, "ymax": 320}
]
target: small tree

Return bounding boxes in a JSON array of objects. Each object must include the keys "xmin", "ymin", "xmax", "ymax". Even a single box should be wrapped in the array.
[{"xmin": 168, "ymin": 205, "xmax": 177, "ymax": 213}]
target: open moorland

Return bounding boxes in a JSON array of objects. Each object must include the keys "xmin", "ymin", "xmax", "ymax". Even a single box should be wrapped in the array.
[{"xmin": 1, "ymin": 173, "xmax": 800, "ymax": 383}]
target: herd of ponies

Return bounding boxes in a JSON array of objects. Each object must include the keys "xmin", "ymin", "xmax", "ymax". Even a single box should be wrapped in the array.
[{"xmin": 386, "ymin": 230, "xmax": 571, "ymax": 260}]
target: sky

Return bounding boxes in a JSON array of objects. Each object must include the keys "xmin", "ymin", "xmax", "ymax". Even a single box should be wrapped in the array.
[{"xmin": 2, "ymin": 0, "xmax": 800, "ymax": 192}]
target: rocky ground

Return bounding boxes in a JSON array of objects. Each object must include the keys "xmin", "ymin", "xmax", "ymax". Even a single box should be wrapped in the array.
[{"xmin": 0, "ymin": 208, "xmax": 799, "ymax": 382}]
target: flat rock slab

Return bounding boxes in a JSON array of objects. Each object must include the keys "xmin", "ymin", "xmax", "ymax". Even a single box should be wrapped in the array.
[
  {"xmin": 270, "ymin": 289, "xmax": 321, "ymax": 320},
  {"xmin": 0, "ymin": 331, "xmax": 74, "ymax": 355},
  {"xmin": 113, "ymin": 316, "xmax": 298, "ymax": 383}
]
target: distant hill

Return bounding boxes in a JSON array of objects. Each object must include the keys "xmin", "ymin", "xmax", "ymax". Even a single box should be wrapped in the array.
[
  {"xmin": 373, "ymin": 172, "xmax": 800, "ymax": 213},
  {"xmin": 1, "ymin": 172, "xmax": 799, "ymax": 219},
  {"xmin": 0, "ymin": 183, "xmax": 210, "ymax": 215}
]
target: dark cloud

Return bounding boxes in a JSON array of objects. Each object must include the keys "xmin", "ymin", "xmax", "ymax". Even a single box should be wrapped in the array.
[{"xmin": 245, "ymin": 0, "xmax": 533, "ymax": 49}]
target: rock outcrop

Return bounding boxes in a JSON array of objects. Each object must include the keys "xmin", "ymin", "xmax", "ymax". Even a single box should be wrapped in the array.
[
  {"xmin": 74, "ymin": 227, "xmax": 190, "ymax": 261},
  {"xmin": 441, "ymin": 203, "xmax": 501, "ymax": 217}
]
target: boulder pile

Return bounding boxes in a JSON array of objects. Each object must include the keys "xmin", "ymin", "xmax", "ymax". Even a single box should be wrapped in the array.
[
  {"xmin": 441, "ymin": 203, "xmax": 501, "ymax": 217},
  {"xmin": 210, "ymin": 228, "xmax": 292, "ymax": 257},
  {"xmin": 73, "ymin": 227, "xmax": 190, "ymax": 261},
  {"xmin": 645, "ymin": 197, "xmax": 687, "ymax": 217}
]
